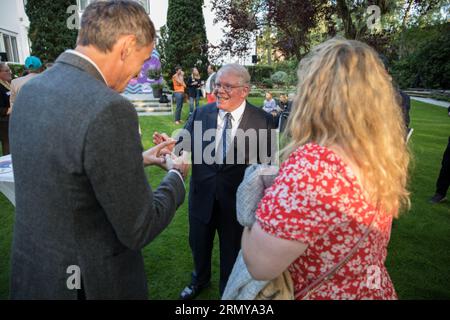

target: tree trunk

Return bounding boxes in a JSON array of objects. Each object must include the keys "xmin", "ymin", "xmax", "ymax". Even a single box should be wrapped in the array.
[{"xmin": 336, "ymin": 0, "xmax": 357, "ymax": 39}]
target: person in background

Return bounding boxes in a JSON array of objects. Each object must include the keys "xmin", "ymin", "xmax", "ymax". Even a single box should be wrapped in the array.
[
  {"xmin": 172, "ymin": 66, "xmax": 186, "ymax": 125},
  {"xmin": 187, "ymin": 67, "xmax": 203, "ymax": 116},
  {"xmin": 205, "ymin": 65, "xmax": 217, "ymax": 104},
  {"xmin": 379, "ymin": 54, "xmax": 411, "ymax": 132},
  {"xmin": 278, "ymin": 94, "xmax": 288, "ymax": 111},
  {"xmin": 429, "ymin": 137, "xmax": 450, "ymax": 204},
  {"xmin": 262, "ymin": 92, "xmax": 277, "ymax": 115},
  {"xmin": 10, "ymin": 56, "xmax": 44, "ymax": 109},
  {"xmin": 0, "ymin": 62, "xmax": 12, "ymax": 155},
  {"xmin": 241, "ymin": 38, "xmax": 410, "ymax": 300},
  {"xmin": 278, "ymin": 93, "xmax": 296, "ymax": 133},
  {"xmin": 263, "ymin": 92, "xmax": 281, "ymax": 127}
]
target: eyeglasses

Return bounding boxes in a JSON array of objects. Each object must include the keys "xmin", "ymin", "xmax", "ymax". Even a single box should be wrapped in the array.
[
  {"xmin": 0, "ymin": 69, "xmax": 11, "ymax": 73},
  {"xmin": 214, "ymin": 83, "xmax": 245, "ymax": 93}
]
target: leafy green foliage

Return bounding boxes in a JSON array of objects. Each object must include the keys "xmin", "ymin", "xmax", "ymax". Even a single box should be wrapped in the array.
[
  {"xmin": 261, "ymin": 78, "xmax": 274, "ymax": 88},
  {"xmin": 26, "ymin": 0, "xmax": 78, "ymax": 62},
  {"xmin": 391, "ymin": 23, "xmax": 450, "ymax": 89},
  {"xmin": 270, "ymin": 71, "xmax": 288, "ymax": 86},
  {"xmin": 164, "ymin": 0, "xmax": 209, "ymax": 77},
  {"xmin": 246, "ymin": 65, "xmax": 275, "ymax": 83},
  {"xmin": 8, "ymin": 64, "xmax": 25, "ymax": 79}
]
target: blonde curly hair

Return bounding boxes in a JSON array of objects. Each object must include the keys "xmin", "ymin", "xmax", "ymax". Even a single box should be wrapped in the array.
[{"xmin": 283, "ymin": 37, "xmax": 410, "ymax": 217}]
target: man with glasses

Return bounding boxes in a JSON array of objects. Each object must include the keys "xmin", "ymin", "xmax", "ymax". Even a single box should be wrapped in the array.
[
  {"xmin": 0, "ymin": 62, "xmax": 12, "ymax": 155},
  {"xmin": 155, "ymin": 63, "xmax": 275, "ymax": 299}
]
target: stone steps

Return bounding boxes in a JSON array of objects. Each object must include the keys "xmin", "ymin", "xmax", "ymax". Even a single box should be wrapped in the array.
[{"xmin": 122, "ymin": 93, "xmax": 173, "ymax": 116}]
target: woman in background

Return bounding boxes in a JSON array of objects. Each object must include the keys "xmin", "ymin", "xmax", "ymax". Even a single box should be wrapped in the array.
[
  {"xmin": 187, "ymin": 67, "xmax": 203, "ymax": 116},
  {"xmin": 0, "ymin": 62, "xmax": 12, "ymax": 155},
  {"xmin": 241, "ymin": 38, "xmax": 410, "ymax": 300}
]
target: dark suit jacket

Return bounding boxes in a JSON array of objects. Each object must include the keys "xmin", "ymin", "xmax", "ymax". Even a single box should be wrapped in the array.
[
  {"xmin": 0, "ymin": 82, "xmax": 10, "ymax": 122},
  {"xmin": 9, "ymin": 52, "xmax": 185, "ymax": 299},
  {"xmin": 177, "ymin": 102, "xmax": 274, "ymax": 224}
]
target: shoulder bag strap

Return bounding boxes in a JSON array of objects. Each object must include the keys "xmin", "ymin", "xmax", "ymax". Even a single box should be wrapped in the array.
[{"xmin": 298, "ymin": 216, "xmax": 376, "ymax": 300}]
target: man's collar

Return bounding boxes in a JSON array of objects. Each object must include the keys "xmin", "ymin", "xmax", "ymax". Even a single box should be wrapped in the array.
[
  {"xmin": 65, "ymin": 50, "xmax": 108, "ymax": 85},
  {"xmin": 218, "ymin": 100, "xmax": 246, "ymax": 121}
]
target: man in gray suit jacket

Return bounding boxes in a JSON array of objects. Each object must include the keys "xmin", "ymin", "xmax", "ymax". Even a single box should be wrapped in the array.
[{"xmin": 8, "ymin": 1, "xmax": 188, "ymax": 299}]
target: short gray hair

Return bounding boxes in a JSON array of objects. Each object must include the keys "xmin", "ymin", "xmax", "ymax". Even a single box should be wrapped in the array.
[
  {"xmin": 77, "ymin": 0, "xmax": 156, "ymax": 53},
  {"xmin": 0, "ymin": 62, "xmax": 7, "ymax": 71},
  {"xmin": 217, "ymin": 63, "xmax": 251, "ymax": 86}
]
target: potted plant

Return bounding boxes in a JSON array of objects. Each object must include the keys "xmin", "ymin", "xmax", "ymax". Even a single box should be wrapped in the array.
[{"xmin": 151, "ymin": 80, "xmax": 164, "ymax": 99}]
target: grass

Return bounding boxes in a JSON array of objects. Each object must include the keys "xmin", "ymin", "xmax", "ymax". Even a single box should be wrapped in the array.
[{"xmin": 0, "ymin": 98, "xmax": 449, "ymax": 300}]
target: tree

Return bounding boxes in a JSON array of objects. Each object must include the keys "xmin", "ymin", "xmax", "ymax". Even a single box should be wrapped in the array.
[
  {"xmin": 211, "ymin": 0, "xmax": 449, "ymax": 61},
  {"xmin": 211, "ymin": 0, "xmax": 329, "ymax": 60},
  {"xmin": 165, "ymin": 0, "xmax": 209, "ymax": 77},
  {"xmin": 26, "ymin": 0, "xmax": 78, "ymax": 62},
  {"xmin": 156, "ymin": 25, "xmax": 169, "ymax": 69}
]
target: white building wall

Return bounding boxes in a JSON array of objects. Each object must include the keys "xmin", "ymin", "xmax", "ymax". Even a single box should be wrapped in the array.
[{"xmin": 0, "ymin": 0, "xmax": 30, "ymax": 63}]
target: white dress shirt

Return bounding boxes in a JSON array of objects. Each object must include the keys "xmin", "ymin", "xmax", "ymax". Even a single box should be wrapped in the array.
[{"xmin": 215, "ymin": 100, "xmax": 246, "ymax": 152}]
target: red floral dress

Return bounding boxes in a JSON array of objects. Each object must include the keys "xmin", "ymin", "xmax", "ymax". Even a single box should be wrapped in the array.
[{"xmin": 255, "ymin": 143, "xmax": 398, "ymax": 300}]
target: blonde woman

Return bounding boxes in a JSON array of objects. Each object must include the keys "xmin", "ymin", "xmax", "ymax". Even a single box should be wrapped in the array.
[{"xmin": 241, "ymin": 38, "xmax": 410, "ymax": 300}]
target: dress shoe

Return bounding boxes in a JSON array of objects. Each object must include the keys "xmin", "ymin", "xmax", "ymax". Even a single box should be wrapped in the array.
[
  {"xmin": 429, "ymin": 193, "xmax": 447, "ymax": 204},
  {"xmin": 179, "ymin": 282, "xmax": 210, "ymax": 300}
]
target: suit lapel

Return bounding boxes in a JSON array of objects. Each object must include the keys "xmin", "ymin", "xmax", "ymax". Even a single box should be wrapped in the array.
[
  {"xmin": 204, "ymin": 104, "xmax": 219, "ymax": 164},
  {"xmin": 226, "ymin": 101, "xmax": 253, "ymax": 166},
  {"xmin": 237, "ymin": 101, "xmax": 252, "ymax": 132}
]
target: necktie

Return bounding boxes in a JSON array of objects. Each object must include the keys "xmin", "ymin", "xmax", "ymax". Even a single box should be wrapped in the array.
[{"xmin": 221, "ymin": 112, "xmax": 233, "ymax": 164}]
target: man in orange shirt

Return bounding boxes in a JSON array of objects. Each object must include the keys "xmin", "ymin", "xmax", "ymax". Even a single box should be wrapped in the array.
[{"xmin": 172, "ymin": 66, "xmax": 186, "ymax": 125}]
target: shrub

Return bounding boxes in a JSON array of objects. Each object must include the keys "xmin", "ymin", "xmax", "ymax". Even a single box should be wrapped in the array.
[
  {"xmin": 271, "ymin": 71, "xmax": 288, "ymax": 86},
  {"xmin": 8, "ymin": 64, "xmax": 25, "ymax": 79},
  {"xmin": 261, "ymin": 78, "xmax": 273, "ymax": 89},
  {"xmin": 247, "ymin": 65, "xmax": 275, "ymax": 84}
]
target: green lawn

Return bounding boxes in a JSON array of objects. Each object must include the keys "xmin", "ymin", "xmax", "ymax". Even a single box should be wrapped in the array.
[{"xmin": 0, "ymin": 98, "xmax": 449, "ymax": 300}]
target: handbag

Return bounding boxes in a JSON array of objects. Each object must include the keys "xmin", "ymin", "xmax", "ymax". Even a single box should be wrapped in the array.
[
  {"xmin": 255, "ymin": 216, "xmax": 375, "ymax": 300},
  {"xmin": 254, "ymin": 270, "xmax": 294, "ymax": 300}
]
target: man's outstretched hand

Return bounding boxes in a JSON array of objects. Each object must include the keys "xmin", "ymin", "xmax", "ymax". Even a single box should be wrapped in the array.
[
  {"xmin": 142, "ymin": 140, "xmax": 176, "ymax": 168},
  {"xmin": 153, "ymin": 132, "xmax": 176, "ymax": 155}
]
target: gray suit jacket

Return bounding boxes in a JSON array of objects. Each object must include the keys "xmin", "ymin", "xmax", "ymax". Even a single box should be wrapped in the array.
[{"xmin": 9, "ymin": 52, "xmax": 185, "ymax": 299}]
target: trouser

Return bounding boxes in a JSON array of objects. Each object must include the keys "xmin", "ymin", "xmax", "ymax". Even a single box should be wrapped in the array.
[
  {"xmin": 189, "ymin": 200, "xmax": 243, "ymax": 296},
  {"xmin": 174, "ymin": 92, "xmax": 184, "ymax": 121},
  {"xmin": 0, "ymin": 121, "xmax": 9, "ymax": 155},
  {"xmin": 436, "ymin": 137, "xmax": 450, "ymax": 197},
  {"xmin": 189, "ymin": 91, "xmax": 201, "ymax": 115}
]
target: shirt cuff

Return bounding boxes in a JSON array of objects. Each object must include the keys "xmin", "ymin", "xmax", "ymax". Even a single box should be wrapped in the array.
[{"xmin": 169, "ymin": 169, "xmax": 184, "ymax": 185}]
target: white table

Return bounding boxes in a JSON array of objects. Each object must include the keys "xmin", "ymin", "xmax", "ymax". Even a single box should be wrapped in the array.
[{"xmin": 0, "ymin": 154, "xmax": 15, "ymax": 206}]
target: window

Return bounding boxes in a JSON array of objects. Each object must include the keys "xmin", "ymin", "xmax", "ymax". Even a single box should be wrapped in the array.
[
  {"xmin": 11, "ymin": 37, "xmax": 19, "ymax": 63},
  {"xmin": 1, "ymin": 33, "xmax": 19, "ymax": 63}
]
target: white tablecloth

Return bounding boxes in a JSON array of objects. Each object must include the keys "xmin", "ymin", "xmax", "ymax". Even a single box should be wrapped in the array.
[{"xmin": 0, "ymin": 154, "xmax": 15, "ymax": 206}]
